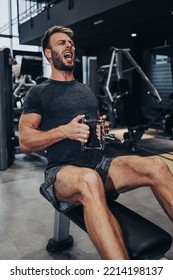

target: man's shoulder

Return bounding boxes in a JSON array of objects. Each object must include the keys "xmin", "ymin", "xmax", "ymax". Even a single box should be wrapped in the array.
[
  {"xmin": 35, "ymin": 78, "xmax": 50, "ymax": 90},
  {"xmin": 76, "ymin": 80, "xmax": 93, "ymax": 92},
  {"xmin": 27, "ymin": 79, "xmax": 50, "ymax": 95}
]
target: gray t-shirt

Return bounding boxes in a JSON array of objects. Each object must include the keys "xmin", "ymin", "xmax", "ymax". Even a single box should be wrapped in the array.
[{"xmin": 22, "ymin": 79, "xmax": 103, "ymax": 168}]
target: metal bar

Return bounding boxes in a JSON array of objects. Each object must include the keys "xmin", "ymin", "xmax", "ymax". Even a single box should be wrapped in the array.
[
  {"xmin": 53, "ymin": 210, "xmax": 70, "ymax": 242},
  {"xmin": 8, "ymin": 0, "xmax": 13, "ymax": 54},
  {"xmin": 116, "ymin": 50, "xmax": 123, "ymax": 79},
  {"xmin": 124, "ymin": 50, "xmax": 162, "ymax": 102},
  {"xmin": 105, "ymin": 49, "xmax": 116, "ymax": 102}
]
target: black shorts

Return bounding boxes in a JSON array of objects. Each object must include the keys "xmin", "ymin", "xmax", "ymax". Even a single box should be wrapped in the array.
[{"xmin": 40, "ymin": 157, "xmax": 114, "ymax": 213}]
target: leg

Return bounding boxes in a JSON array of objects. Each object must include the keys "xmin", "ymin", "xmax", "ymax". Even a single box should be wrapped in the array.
[
  {"xmin": 54, "ymin": 165, "xmax": 129, "ymax": 260},
  {"xmin": 106, "ymin": 155, "xmax": 173, "ymax": 221}
]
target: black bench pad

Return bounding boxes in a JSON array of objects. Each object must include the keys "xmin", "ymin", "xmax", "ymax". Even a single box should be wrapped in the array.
[{"xmin": 65, "ymin": 200, "xmax": 172, "ymax": 259}]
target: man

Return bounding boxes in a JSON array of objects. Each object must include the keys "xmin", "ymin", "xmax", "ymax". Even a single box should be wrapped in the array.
[{"xmin": 19, "ymin": 25, "xmax": 173, "ymax": 260}]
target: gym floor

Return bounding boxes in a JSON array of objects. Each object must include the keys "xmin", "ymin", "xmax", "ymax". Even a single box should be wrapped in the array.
[{"xmin": 0, "ymin": 128, "xmax": 173, "ymax": 260}]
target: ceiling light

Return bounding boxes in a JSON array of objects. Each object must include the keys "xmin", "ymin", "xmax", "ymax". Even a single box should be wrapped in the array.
[
  {"xmin": 131, "ymin": 32, "xmax": 137, "ymax": 37},
  {"xmin": 93, "ymin": 20, "xmax": 104, "ymax": 25},
  {"xmin": 131, "ymin": 26, "xmax": 137, "ymax": 37}
]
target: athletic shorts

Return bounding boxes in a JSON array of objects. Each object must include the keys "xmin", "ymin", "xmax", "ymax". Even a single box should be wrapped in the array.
[{"xmin": 40, "ymin": 156, "xmax": 114, "ymax": 213}]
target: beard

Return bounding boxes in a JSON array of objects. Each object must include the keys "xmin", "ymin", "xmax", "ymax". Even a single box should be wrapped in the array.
[{"xmin": 51, "ymin": 49, "xmax": 74, "ymax": 72}]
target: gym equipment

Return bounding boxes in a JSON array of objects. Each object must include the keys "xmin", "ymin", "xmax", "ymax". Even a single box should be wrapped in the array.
[
  {"xmin": 13, "ymin": 56, "xmax": 44, "ymax": 121},
  {"xmin": 13, "ymin": 75, "xmax": 36, "ymax": 110},
  {"xmin": 44, "ymin": 128, "xmax": 172, "ymax": 259},
  {"xmin": 80, "ymin": 117, "xmax": 133, "ymax": 151},
  {"xmin": 13, "ymin": 56, "xmax": 42, "ymax": 109},
  {"xmin": 46, "ymin": 193, "xmax": 172, "ymax": 259},
  {"xmin": 43, "ymin": 125, "xmax": 173, "ymax": 259},
  {"xmin": 0, "ymin": 48, "xmax": 15, "ymax": 170},
  {"xmin": 13, "ymin": 74, "xmax": 36, "ymax": 149},
  {"xmin": 80, "ymin": 117, "xmax": 133, "ymax": 152},
  {"xmin": 12, "ymin": 57, "xmax": 44, "ymax": 155},
  {"xmin": 98, "ymin": 47, "xmax": 162, "ymax": 144},
  {"xmin": 107, "ymin": 47, "xmax": 161, "ymax": 102},
  {"xmin": 82, "ymin": 56, "xmax": 97, "ymax": 94},
  {"xmin": 20, "ymin": 55, "xmax": 43, "ymax": 81},
  {"xmin": 80, "ymin": 117, "xmax": 105, "ymax": 151}
]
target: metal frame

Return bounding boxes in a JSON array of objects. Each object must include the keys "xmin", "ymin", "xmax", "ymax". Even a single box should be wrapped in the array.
[
  {"xmin": 105, "ymin": 47, "xmax": 162, "ymax": 103},
  {"xmin": 53, "ymin": 210, "xmax": 70, "ymax": 242}
]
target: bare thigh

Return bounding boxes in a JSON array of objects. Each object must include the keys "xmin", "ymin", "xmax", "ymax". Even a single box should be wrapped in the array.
[
  {"xmin": 105, "ymin": 155, "xmax": 160, "ymax": 193},
  {"xmin": 54, "ymin": 165, "xmax": 104, "ymax": 206}
]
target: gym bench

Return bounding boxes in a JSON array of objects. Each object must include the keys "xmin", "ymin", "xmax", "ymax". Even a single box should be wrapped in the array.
[{"xmin": 46, "ymin": 193, "xmax": 172, "ymax": 260}]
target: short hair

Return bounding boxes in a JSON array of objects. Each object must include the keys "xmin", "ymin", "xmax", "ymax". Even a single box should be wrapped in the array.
[{"xmin": 41, "ymin": 25, "xmax": 74, "ymax": 54}]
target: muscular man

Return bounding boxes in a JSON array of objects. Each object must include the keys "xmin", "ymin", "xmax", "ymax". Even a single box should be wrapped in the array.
[{"xmin": 19, "ymin": 25, "xmax": 173, "ymax": 260}]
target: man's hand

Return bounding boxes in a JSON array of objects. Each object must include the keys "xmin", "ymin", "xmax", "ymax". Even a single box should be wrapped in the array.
[
  {"xmin": 96, "ymin": 115, "xmax": 110, "ymax": 140},
  {"xmin": 102, "ymin": 114, "xmax": 110, "ymax": 134},
  {"xmin": 63, "ymin": 115, "xmax": 90, "ymax": 143}
]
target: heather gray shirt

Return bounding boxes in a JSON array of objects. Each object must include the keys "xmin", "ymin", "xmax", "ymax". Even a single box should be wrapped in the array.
[{"xmin": 23, "ymin": 79, "xmax": 103, "ymax": 168}]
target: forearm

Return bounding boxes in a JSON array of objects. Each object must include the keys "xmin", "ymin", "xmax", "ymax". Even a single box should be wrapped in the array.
[
  {"xmin": 19, "ymin": 113, "xmax": 89, "ymax": 153},
  {"xmin": 19, "ymin": 125, "xmax": 66, "ymax": 153}
]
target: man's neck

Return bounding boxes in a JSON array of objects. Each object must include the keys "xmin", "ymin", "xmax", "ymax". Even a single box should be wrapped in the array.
[{"xmin": 50, "ymin": 69, "xmax": 74, "ymax": 81}]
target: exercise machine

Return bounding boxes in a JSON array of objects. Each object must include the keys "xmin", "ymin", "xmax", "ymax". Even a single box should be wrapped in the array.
[
  {"xmin": 46, "ymin": 195, "xmax": 172, "ymax": 260},
  {"xmin": 13, "ymin": 55, "xmax": 43, "ymax": 116},
  {"xmin": 82, "ymin": 56, "xmax": 97, "ymax": 94},
  {"xmin": 43, "ymin": 119, "xmax": 172, "ymax": 259},
  {"xmin": 13, "ymin": 75, "xmax": 36, "ymax": 115},
  {"xmin": 13, "ymin": 56, "xmax": 45, "ymax": 152},
  {"xmin": 98, "ymin": 47, "xmax": 162, "ymax": 144}
]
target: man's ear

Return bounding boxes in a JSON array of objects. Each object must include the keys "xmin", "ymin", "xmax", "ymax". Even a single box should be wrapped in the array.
[{"xmin": 45, "ymin": 48, "xmax": 51, "ymax": 60}]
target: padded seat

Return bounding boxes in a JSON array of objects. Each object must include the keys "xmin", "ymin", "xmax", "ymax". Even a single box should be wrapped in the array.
[
  {"xmin": 62, "ymin": 200, "xmax": 172, "ymax": 259},
  {"xmin": 46, "ymin": 189, "xmax": 172, "ymax": 259}
]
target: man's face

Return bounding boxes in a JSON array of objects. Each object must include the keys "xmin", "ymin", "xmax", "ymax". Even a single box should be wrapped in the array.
[{"xmin": 48, "ymin": 32, "xmax": 75, "ymax": 72}]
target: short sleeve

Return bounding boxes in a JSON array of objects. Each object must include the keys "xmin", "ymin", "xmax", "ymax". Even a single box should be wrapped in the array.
[{"xmin": 22, "ymin": 85, "xmax": 42, "ymax": 116}]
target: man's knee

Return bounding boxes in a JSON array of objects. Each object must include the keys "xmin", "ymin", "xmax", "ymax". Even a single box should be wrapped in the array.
[
  {"xmin": 80, "ymin": 169, "xmax": 105, "ymax": 202},
  {"xmin": 82, "ymin": 169, "xmax": 101, "ymax": 185}
]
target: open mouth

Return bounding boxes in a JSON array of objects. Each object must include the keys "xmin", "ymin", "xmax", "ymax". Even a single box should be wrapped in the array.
[{"xmin": 64, "ymin": 52, "xmax": 73, "ymax": 62}]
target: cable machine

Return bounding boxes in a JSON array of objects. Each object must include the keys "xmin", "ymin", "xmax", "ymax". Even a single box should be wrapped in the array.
[{"xmin": 98, "ymin": 47, "xmax": 162, "ymax": 143}]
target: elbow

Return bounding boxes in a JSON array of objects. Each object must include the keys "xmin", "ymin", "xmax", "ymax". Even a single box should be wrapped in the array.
[
  {"xmin": 19, "ymin": 139, "xmax": 32, "ymax": 154},
  {"xmin": 19, "ymin": 137, "xmax": 43, "ymax": 154},
  {"xmin": 19, "ymin": 143, "xmax": 30, "ymax": 154}
]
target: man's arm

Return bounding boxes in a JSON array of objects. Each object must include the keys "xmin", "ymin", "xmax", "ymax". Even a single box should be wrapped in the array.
[{"xmin": 19, "ymin": 113, "xmax": 90, "ymax": 153}]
